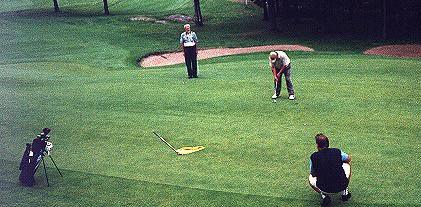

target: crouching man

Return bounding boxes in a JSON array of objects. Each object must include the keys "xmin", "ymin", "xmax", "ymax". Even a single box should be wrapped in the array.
[{"xmin": 309, "ymin": 133, "xmax": 352, "ymax": 206}]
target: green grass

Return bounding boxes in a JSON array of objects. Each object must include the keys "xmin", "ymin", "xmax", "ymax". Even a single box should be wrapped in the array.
[{"xmin": 1, "ymin": 0, "xmax": 420, "ymax": 206}]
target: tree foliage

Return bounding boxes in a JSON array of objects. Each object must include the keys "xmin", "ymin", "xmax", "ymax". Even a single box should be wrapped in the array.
[{"xmin": 251, "ymin": 0, "xmax": 421, "ymax": 38}]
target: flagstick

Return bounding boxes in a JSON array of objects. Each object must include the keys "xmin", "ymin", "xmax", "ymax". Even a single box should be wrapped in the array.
[{"xmin": 153, "ymin": 132, "xmax": 179, "ymax": 154}]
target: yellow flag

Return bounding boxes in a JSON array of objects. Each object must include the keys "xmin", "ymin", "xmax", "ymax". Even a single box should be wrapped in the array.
[{"xmin": 176, "ymin": 146, "xmax": 205, "ymax": 155}]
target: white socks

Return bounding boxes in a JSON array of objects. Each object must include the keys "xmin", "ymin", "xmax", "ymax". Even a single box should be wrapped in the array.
[{"xmin": 341, "ymin": 187, "xmax": 349, "ymax": 196}]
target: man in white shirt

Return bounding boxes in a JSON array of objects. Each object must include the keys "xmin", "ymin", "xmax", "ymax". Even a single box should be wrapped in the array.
[
  {"xmin": 269, "ymin": 51, "xmax": 295, "ymax": 100},
  {"xmin": 180, "ymin": 24, "xmax": 198, "ymax": 79}
]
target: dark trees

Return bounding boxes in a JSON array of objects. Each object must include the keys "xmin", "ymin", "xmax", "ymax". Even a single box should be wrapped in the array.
[
  {"xmin": 252, "ymin": 0, "xmax": 421, "ymax": 39},
  {"xmin": 103, "ymin": 0, "xmax": 110, "ymax": 15},
  {"xmin": 267, "ymin": 0, "xmax": 277, "ymax": 31},
  {"xmin": 52, "ymin": 0, "xmax": 60, "ymax": 12},
  {"xmin": 193, "ymin": 0, "xmax": 204, "ymax": 26}
]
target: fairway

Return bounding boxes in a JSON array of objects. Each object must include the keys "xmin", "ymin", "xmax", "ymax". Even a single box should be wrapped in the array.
[{"xmin": 1, "ymin": 0, "xmax": 420, "ymax": 206}]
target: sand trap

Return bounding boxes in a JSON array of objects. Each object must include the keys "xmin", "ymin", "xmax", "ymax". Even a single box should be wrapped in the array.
[
  {"xmin": 139, "ymin": 44, "xmax": 314, "ymax": 67},
  {"xmin": 364, "ymin": 44, "xmax": 421, "ymax": 58}
]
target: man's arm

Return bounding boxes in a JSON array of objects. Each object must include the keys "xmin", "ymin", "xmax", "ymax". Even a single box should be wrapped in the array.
[
  {"xmin": 195, "ymin": 43, "xmax": 198, "ymax": 55},
  {"xmin": 180, "ymin": 34, "xmax": 185, "ymax": 56},
  {"xmin": 180, "ymin": 44, "xmax": 185, "ymax": 56},
  {"xmin": 276, "ymin": 65, "xmax": 286, "ymax": 77},
  {"xmin": 193, "ymin": 32, "xmax": 198, "ymax": 54},
  {"xmin": 309, "ymin": 159, "xmax": 316, "ymax": 176},
  {"xmin": 341, "ymin": 151, "xmax": 351, "ymax": 163},
  {"xmin": 276, "ymin": 52, "xmax": 290, "ymax": 76},
  {"xmin": 179, "ymin": 33, "xmax": 184, "ymax": 50},
  {"xmin": 271, "ymin": 67, "xmax": 278, "ymax": 80}
]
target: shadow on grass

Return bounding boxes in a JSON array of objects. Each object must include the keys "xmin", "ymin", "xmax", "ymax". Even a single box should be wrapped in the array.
[
  {"xmin": 0, "ymin": 8, "xmax": 117, "ymax": 18},
  {"xmin": 1, "ymin": 159, "xmax": 310, "ymax": 206},
  {"xmin": 0, "ymin": 159, "xmax": 413, "ymax": 207}
]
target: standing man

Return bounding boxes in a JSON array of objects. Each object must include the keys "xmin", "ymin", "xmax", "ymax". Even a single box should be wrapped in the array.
[
  {"xmin": 268, "ymin": 51, "xmax": 295, "ymax": 100},
  {"xmin": 180, "ymin": 24, "xmax": 198, "ymax": 79},
  {"xmin": 309, "ymin": 133, "xmax": 352, "ymax": 206}
]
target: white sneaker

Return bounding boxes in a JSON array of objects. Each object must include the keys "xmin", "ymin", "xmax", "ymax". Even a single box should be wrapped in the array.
[
  {"xmin": 272, "ymin": 93, "xmax": 278, "ymax": 99},
  {"xmin": 288, "ymin": 94, "xmax": 295, "ymax": 100}
]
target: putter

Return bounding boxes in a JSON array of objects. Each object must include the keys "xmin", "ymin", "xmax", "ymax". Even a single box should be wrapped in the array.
[
  {"xmin": 153, "ymin": 132, "xmax": 180, "ymax": 155},
  {"xmin": 273, "ymin": 77, "xmax": 278, "ymax": 102}
]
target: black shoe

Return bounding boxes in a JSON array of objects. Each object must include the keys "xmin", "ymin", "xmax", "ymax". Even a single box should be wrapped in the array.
[
  {"xmin": 341, "ymin": 192, "xmax": 351, "ymax": 202},
  {"xmin": 193, "ymin": 75, "xmax": 198, "ymax": 78},
  {"xmin": 321, "ymin": 194, "xmax": 331, "ymax": 206},
  {"xmin": 188, "ymin": 76, "xmax": 193, "ymax": 79}
]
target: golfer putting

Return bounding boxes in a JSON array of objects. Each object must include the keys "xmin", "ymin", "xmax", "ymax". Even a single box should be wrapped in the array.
[{"xmin": 268, "ymin": 51, "xmax": 295, "ymax": 101}]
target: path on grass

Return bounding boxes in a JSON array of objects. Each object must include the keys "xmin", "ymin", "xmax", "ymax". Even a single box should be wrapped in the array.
[
  {"xmin": 364, "ymin": 44, "xmax": 421, "ymax": 58},
  {"xmin": 139, "ymin": 44, "xmax": 314, "ymax": 67}
]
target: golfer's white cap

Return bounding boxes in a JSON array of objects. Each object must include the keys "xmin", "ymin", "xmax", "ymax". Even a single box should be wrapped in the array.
[{"xmin": 269, "ymin": 52, "xmax": 278, "ymax": 63}]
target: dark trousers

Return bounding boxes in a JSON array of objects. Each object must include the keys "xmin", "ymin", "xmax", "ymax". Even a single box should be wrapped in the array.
[
  {"xmin": 184, "ymin": 46, "xmax": 198, "ymax": 77},
  {"xmin": 274, "ymin": 64, "xmax": 295, "ymax": 96}
]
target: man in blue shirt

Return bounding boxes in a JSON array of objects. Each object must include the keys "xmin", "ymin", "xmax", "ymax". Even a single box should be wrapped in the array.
[
  {"xmin": 180, "ymin": 24, "xmax": 198, "ymax": 79},
  {"xmin": 309, "ymin": 133, "xmax": 352, "ymax": 206}
]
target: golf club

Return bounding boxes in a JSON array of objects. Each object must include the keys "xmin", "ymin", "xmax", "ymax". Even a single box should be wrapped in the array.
[{"xmin": 273, "ymin": 77, "xmax": 278, "ymax": 102}]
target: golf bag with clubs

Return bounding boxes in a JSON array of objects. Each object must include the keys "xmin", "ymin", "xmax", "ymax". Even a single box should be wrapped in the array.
[{"xmin": 19, "ymin": 128, "xmax": 55, "ymax": 186}]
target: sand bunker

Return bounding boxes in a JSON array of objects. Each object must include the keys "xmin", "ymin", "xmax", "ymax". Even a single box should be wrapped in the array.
[
  {"xmin": 364, "ymin": 44, "xmax": 421, "ymax": 58},
  {"xmin": 140, "ymin": 44, "xmax": 314, "ymax": 67}
]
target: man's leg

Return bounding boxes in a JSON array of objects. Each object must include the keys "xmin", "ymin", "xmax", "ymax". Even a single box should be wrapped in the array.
[
  {"xmin": 309, "ymin": 175, "xmax": 331, "ymax": 206},
  {"xmin": 184, "ymin": 48, "xmax": 192, "ymax": 78},
  {"xmin": 308, "ymin": 174, "xmax": 321, "ymax": 193},
  {"xmin": 275, "ymin": 75, "xmax": 282, "ymax": 97},
  {"xmin": 284, "ymin": 65, "xmax": 295, "ymax": 96},
  {"xmin": 341, "ymin": 163, "xmax": 352, "ymax": 201},
  {"xmin": 191, "ymin": 46, "xmax": 198, "ymax": 77},
  {"xmin": 343, "ymin": 163, "xmax": 351, "ymax": 180}
]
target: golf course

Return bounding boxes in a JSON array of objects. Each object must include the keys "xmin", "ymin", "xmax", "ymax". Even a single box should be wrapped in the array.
[{"xmin": 0, "ymin": 0, "xmax": 420, "ymax": 206}]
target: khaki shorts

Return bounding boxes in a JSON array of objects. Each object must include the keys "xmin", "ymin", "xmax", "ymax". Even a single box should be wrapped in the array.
[{"xmin": 309, "ymin": 163, "xmax": 351, "ymax": 193}]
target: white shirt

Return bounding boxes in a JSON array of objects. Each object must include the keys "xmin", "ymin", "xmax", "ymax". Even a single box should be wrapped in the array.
[
  {"xmin": 269, "ymin": 51, "xmax": 291, "ymax": 68},
  {"xmin": 180, "ymin": 32, "xmax": 198, "ymax": 47}
]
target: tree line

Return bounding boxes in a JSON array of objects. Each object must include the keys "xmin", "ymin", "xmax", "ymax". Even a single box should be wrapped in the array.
[
  {"xmin": 252, "ymin": 0, "xmax": 421, "ymax": 39},
  {"xmin": 49, "ymin": 0, "xmax": 203, "ymax": 26}
]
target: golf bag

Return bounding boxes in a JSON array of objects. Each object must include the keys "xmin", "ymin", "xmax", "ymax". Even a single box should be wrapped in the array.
[{"xmin": 19, "ymin": 128, "xmax": 52, "ymax": 186}]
